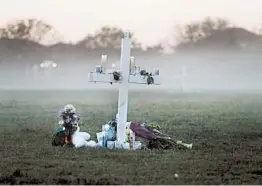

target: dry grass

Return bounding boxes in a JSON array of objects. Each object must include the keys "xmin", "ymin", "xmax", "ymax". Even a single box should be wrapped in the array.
[{"xmin": 0, "ymin": 90, "xmax": 262, "ymax": 184}]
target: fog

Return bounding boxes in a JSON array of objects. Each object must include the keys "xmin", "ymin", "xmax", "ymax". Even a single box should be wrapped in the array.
[{"xmin": 1, "ymin": 52, "xmax": 262, "ymax": 93}]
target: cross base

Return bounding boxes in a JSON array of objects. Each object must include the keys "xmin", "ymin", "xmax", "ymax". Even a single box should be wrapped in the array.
[
  {"xmin": 98, "ymin": 121, "xmax": 142, "ymax": 150},
  {"xmin": 105, "ymin": 140, "xmax": 142, "ymax": 150}
]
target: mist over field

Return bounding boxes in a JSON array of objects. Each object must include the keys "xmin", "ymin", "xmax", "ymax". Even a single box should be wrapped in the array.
[
  {"xmin": 1, "ymin": 52, "xmax": 262, "ymax": 93},
  {"xmin": 0, "ymin": 17, "xmax": 262, "ymax": 93}
]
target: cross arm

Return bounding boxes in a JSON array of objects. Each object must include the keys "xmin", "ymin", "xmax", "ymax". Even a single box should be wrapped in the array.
[
  {"xmin": 88, "ymin": 72, "xmax": 161, "ymax": 85},
  {"xmin": 88, "ymin": 72, "xmax": 116, "ymax": 84},
  {"xmin": 129, "ymin": 74, "xmax": 160, "ymax": 85}
]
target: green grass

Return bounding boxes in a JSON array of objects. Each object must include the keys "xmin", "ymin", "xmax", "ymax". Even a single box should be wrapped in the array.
[{"xmin": 0, "ymin": 90, "xmax": 262, "ymax": 184}]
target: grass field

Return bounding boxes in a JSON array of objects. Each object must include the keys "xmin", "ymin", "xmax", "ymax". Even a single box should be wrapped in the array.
[{"xmin": 0, "ymin": 90, "xmax": 262, "ymax": 184}]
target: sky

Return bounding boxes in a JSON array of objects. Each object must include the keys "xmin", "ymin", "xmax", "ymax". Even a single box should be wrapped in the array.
[{"xmin": 0, "ymin": 0, "xmax": 262, "ymax": 46}]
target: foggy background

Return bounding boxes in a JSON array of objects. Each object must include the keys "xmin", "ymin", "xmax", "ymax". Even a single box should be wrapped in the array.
[{"xmin": 0, "ymin": 17, "xmax": 262, "ymax": 92}]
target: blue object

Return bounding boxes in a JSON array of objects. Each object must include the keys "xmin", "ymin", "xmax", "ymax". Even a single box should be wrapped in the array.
[
  {"xmin": 106, "ymin": 126, "xmax": 116, "ymax": 141},
  {"xmin": 102, "ymin": 126, "xmax": 116, "ymax": 148},
  {"xmin": 95, "ymin": 66, "xmax": 101, "ymax": 73},
  {"xmin": 53, "ymin": 127, "xmax": 65, "ymax": 136}
]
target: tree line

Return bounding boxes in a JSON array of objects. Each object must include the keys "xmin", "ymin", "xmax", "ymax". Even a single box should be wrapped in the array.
[
  {"xmin": 0, "ymin": 19, "xmax": 164, "ymax": 54},
  {"xmin": 0, "ymin": 17, "xmax": 261, "ymax": 56}
]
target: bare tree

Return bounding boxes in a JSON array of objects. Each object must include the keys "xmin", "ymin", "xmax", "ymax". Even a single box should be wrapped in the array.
[
  {"xmin": 200, "ymin": 17, "xmax": 216, "ymax": 37},
  {"xmin": 77, "ymin": 26, "xmax": 142, "ymax": 51},
  {"xmin": 0, "ymin": 19, "xmax": 54, "ymax": 43},
  {"xmin": 172, "ymin": 23, "xmax": 203, "ymax": 49},
  {"xmin": 216, "ymin": 18, "xmax": 231, "ymax": 31},
  {"xmin": 184, "ymin": 22, "xmax": 203, "ymax": 43},
  {"xmin": 173, "ymin": 17, "xmax": 231, "ymax": 48}
]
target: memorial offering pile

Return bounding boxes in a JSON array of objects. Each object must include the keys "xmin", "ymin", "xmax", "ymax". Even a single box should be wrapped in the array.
[{"xmin": 96, "ymin": 119, "xmax": 193, "ymax": 150}]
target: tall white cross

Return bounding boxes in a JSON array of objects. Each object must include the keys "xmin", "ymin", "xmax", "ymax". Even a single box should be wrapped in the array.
[
  {"xmin": 116, "ymin": 31, "xmax": 130, "ymax": 143},
  {"xmin": 88, "ymin": 31, "xmax": 160, "ymax": 144}
]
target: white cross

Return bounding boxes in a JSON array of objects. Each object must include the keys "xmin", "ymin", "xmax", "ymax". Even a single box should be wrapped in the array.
[
  {"xmin": 180, "ymin": 65, "xmax": 187, "ymax": 92},
  {"xmin": 88, "ymin": 31, "xmax": 160, "ymax": 145}
]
